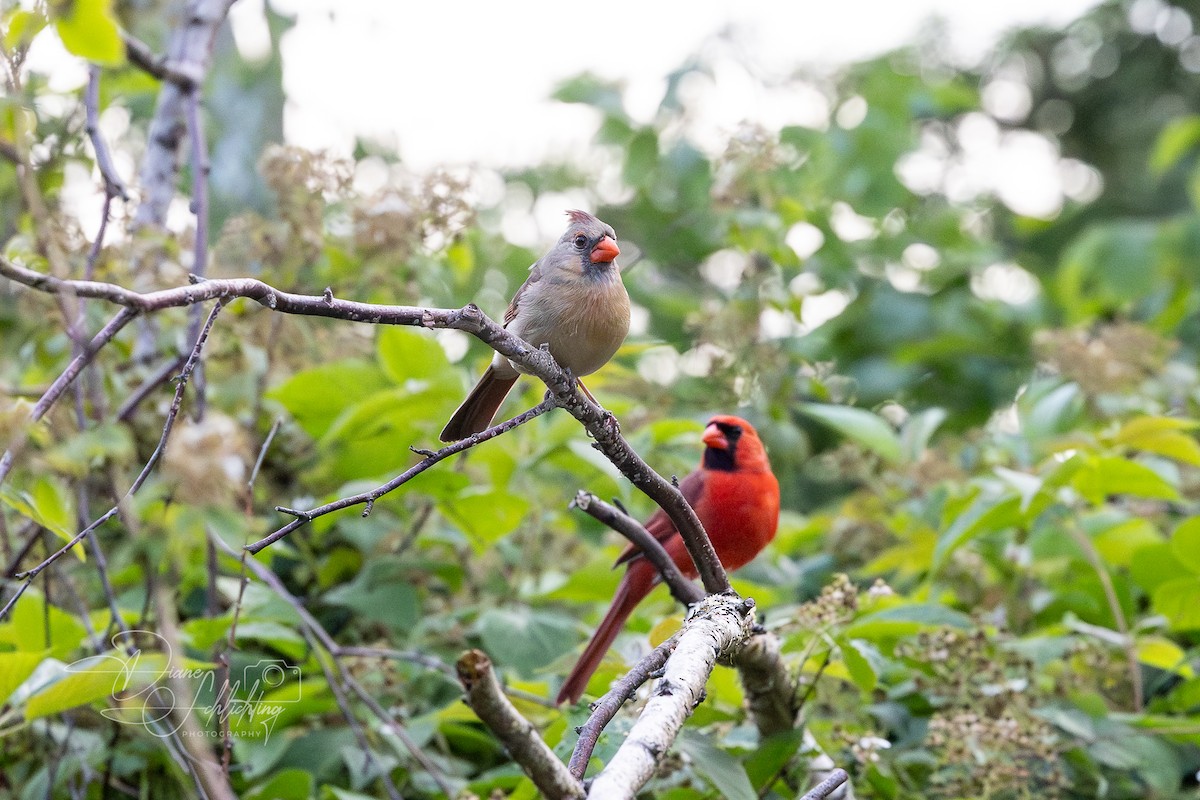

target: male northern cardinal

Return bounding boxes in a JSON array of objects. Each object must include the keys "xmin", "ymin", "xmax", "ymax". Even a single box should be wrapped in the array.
[
  {"xmin": 557, "ymin": 415, "xmax": 780, "ymax": 704},
  {"xmin": 440, "ymin": 210, "xmax": 630, "ymax": 441}
]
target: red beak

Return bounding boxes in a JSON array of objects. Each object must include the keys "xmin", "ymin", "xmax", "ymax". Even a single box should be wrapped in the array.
[
  {"xmin": 701, "ymin": 423, "xmax": 728, "ymax": 450},
  {"xmin": 590, "ymin": 236, "xmax": 620, "ymax": 264}
]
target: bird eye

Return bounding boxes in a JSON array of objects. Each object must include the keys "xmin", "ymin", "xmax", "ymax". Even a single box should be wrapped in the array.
[{"xmin": 573, "ymin": 234, "xmax": 588, "ymax": 249}]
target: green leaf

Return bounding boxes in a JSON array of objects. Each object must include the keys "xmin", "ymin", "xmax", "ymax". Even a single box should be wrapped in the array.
[
  {"xmin": 0, "ymin": 476, "xmax": 79, "ymax": 553},
  {"xmin": 245, "ymin": 768, "xmax": 314, "ymax": 800},
  {"xmin": 324, "ymin": 560, "xmax": 420, "ymax": 634},
  {"xmin": 476, "ymin": 607, "xmax": 577, "ymax": 676},
  {"xmin": 1151, "ymin": 114, "xmax": 1200, "ymax": 175},
  {"xmin": 1093, "ymin": 518, "xmax": 1163, "ymax": 567},
  {"xmin": 377, "ymin": 326, "xmax": 451, "ymax": 384},
  {"xmin": 839, "ymin": 638, "xmax": 877, "ymax": 693},
  {"xmin": 679, "ymin": 733, "xmax": 756, "ymax": 800},
  {"xmin": 1153, "ymin": 577, "xmax": 1200, "ymax": 631},
  {"xmin": 25, "ymin": 652, "xmax": 170, "ymax": 720},
  {"xmin": 844, "ymin": 603, "xmax": 971, "ymax": 642},
  {"xmin": 899, "ymin": 407, "xmax": 947, "ymax": 462},
  {"xmin": 440, "ymin": 488, "xmax": 530, "ymax": 548},
  {"xmin": 1137, "ymin": 636, "xmax": 1194, "ymax": 678},
  {"xmin": 1071, "ymin": 455, "xmax": 1181, "ymax": 505},
  {"xmin": 3, "ymin": 8, "xmax": 48, "ymax": 51},
  {"xmin": 932, "ymin": 490, "xmax": 1022, "ymax": 572},
  {"xmin": 268, "ymin": 360, "xmax": 391, "ymax": 440},
  {"xmin": 0, "ymin": 651, "xmax": 45, "ymax": 704},
  {"xmin": 0, "ymin": 592, "xmax": 87, "ymax": 659},
  {"xmin": 1170, "ymin": 516, "xmax": 1200, "ymax": 574},
  {"xmin": 744, "ymin": 728, "xmax": 806, "ymax": 790},
  {"xmin": 50, "ymin": 0, "xmax": 125, "ymax": 66},
  {"xmin": 1113, "ymin": 416, "xmax": 1200, "ymax": 465},
  {"xmin": 799, "ymin": 402, "xmax": 901, "ymax": 462}
]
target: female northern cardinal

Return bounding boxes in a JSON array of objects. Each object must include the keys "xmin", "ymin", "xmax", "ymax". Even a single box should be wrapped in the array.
[
  {"xmin": 557, "ymin": 415, "xmax": 780, "ymax": 704},
  {"xmin": 440, "ymin": 210, "xmax": 630, "ymax": 441}
]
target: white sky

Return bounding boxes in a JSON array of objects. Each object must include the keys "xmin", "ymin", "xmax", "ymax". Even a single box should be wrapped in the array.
[{"xmin": 255, "ymin": 0, "xmax": 1104, "ymax": 169}]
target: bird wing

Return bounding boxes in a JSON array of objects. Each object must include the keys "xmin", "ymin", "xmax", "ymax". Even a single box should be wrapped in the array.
[
  {"xmin": 613, "ymin": 469, "xmax": 707, "ymax": 568},
  {"xmin": 504, "ymin": 263, "xmax": 543, "ymax": 326}
]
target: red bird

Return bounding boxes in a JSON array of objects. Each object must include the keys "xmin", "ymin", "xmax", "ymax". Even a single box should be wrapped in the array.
[{"xmin": 557, "ymin": 415, "xmax": 780, "ymax": 705}]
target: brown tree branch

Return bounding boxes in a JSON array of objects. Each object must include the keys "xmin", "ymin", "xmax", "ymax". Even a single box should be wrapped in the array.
[
  {"xmin": 570, "ymin": 492, "xmax": 703, "ymax": 606},
  {"xmin": 568, "ymin": 636, "xmax": 678, "ymax": 779},
  {"xmin": 457, "ymin": 649, "xmax": 586, "ymax": 800},
  {"xmin": 0, "ymin": 257, "xmax": 730, "ymax": 593}
]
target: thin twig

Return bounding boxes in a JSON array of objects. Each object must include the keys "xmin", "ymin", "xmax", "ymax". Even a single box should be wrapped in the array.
[
  {"xmin": 1066, "ymin": 523, "xmax": 1144, "ymax": 710},
  {"xmin": 246, "ymin": 397, "xmax": 556, "ymax": 553},
  {"xmin": 246, "ymin": 417, "xmax": 281, "ymax": 491},
  {"xmin": 0, "ymin": 302, "xmax": 224, "ymax": 620},
  {"xmin": 0, "ymin": 306, "xmax": 138, "ymax": 485},
  {"xmin": 0, "ymin": 257, "xmax": 730, "ymax": 590},
  {"xmin": 116, "ymin": 353, "xmax": 188, "ymax": 422},
  {"xmin": 85, "ymin": 66, "xmax": 130, "ymax": 201},
  {"xmin": 568, "ymin": 635, "xmax": 679, "ymax": 779},
  {"xmin": 209, "ymin": 531, "xmax": 452, "ymax": 797}
]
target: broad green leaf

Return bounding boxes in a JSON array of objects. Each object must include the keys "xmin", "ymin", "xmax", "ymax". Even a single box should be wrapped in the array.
[
  {"xmin": 0, "ymin": 476, "xmax": 79, "ymax": 555},
  {"xmin": 44, "ymin": 422, "xmax": 135, "ymax": 476},
  {"xmin": 1113, "ymin": 416, "xmax": 1200, "ymax": 465},
  {"xmin": 0, "ymin": 592, "xmax": 87, "ymax": 659},
  {"xmin": 838, "ymin": 638, "xmax": 877, "ymax": 693},
  {"xmin": 799, "ymin": 402, "xmax": 901, "ymax": 462},
  {"xmin": 1137, "ymin": 636, "xmax": 1194, "ymax": 678},
  {"xmin": 476, "ymin": 607, "xmax": 577, "ymax": 676},
  {"xmin": 899, "ymin": 407, "xmax": 947, "ymax": 462},
  {"xmin": 268, "ymin": 360, "xmax": 391, "ymax": 440},
  {"xmin": 4, "ymin": 8, "xmax": 48, "ymax": 51},
  {"xmin": 1071, "ymin": 455, "xmax": 1180, "ymax": 505},
  {"xmin": 744, "ymin": 728, "xmax": 806, "ymax": 790},
  {"xmin": 844, "ymin": 603, "xmax": 971, "ymax": 642},
  {"xmin": 245, "ymin": 768, "xmax": 314, "ymax": 800},
  {"xmin": 1021, "ymin": 382, "xmax": 1082, "ymax": 441},
  {"xmin": 377, "ymin": 326, "xmax": 451, "ymax": 384},
  {"xmin": 1153, "ymin": 577, "xmax": 1200, "ymax": 631},
  {"xmin": 932, "ymin": 490, "xmax": 1022, "ymax": 572},
  {"xmin": 1131, "ymin": 542, "xmax": 1194, "ymax": 593},
  {"xmin": 0, "ymin": 651, "xmax": 45, "ymax": 704},
  {"xmin": 1151, "ymin": 114, "xmax": 1200, "ymax": 175},
  {"xmin": 439, "ymin": 488, "xmax": 530, "ymax": 548},
  {"xmin": 25, "ymin": 652, "xmax": 170, "ymax": 720},
  {"xmin": 679, "ymin": 733, "xmax": 757, "ymax": 800},
  {"xmin": 1170, "ymin": 517, "xmax": 1200, "ymax": 574},
  {"xmin": 1093, "ymin": 518, "xmax": 1163, "ymax": 568},
  {"xmin": 324, "ymin": 560, "xmax": 420, "ymax": 634},
  {"xmin": 51, "ymin": 0, "xmax": 125, "ymax": 66}
]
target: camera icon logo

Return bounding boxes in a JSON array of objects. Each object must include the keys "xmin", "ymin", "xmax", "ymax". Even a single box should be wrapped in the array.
[{"xmin": 243, "ymin": 659, "xmax": 302, "ymax": 703}]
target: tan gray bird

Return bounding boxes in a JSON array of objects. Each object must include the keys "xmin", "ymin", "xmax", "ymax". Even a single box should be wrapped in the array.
[{"xmin": 439, "ymin": 210, "xmax": 631, "ymax": 441}]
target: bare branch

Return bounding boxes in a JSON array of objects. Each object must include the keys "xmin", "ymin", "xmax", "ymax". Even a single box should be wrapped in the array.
[
  {"xmin": 84, "ymin": 66, "xmax": 130, "ymax": 201},
  {"xmin": 134, "ymin": 0, "xmax": 237, "ymax": 229},
  {"xmin": 457, "ymin": 649, "xmax": 585, "ymax": 800},
  {"xmin": 570, "ymin": 492, "xmax": 703, "ymax": 606},
  {"xmin": 0, "ymin": 302, "xmax": 223, "ymax": 620},
  {"xmin": 587, "ymin": 593, "xmax": 755, "ymax": 797},
  {"xmin": 799, "ymin": 769, "xmax": 850, "ymax": 800},
  {"xmin": 0, "ymin": 256, "xmax": 729, "ymax": 591},
  {"xmin": 208, "ymin": 531, "xmax": 452, "ymax": 797},
  {"xmin": 246, "ymin": 396, "xmax": 555, "ymax": 552},
  {"xmin": 568, "ymin": 636, "xmax": 678, "ymax": 779},
  {"xmin": 0, "ymin": 306, "xmax": 138, "ymax": 485}
]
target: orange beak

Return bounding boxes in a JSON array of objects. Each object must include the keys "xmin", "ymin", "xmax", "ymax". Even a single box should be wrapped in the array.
[
  {"xmin": 701, "ymin": 423, "xmax": 728, "ymax": 450},
  {"xmin": 590, "ymin": 235, "xmax": 620, "ymax": 264}
]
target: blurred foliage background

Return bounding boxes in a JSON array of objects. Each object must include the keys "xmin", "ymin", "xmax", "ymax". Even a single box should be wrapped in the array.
[{"xmin": 3, "ymin": 0, "xmax": 1200, "ymax": 797}]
